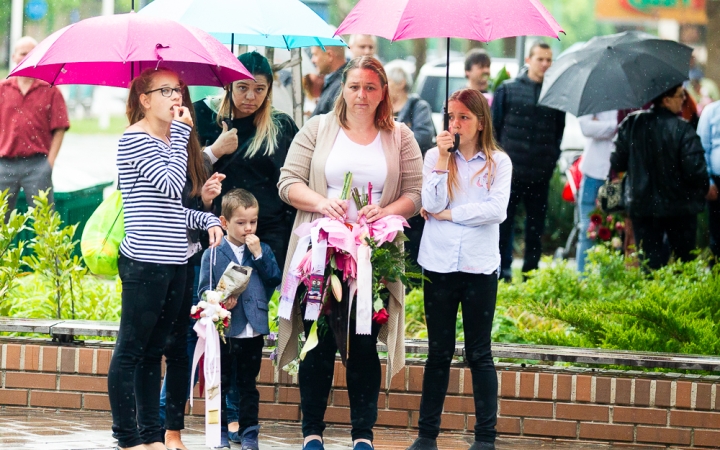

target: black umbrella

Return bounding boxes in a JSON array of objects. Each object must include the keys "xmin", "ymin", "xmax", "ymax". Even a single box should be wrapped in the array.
[{"xmin": 538, "ymin": 31, "xmax": 693, "ymax": 116}]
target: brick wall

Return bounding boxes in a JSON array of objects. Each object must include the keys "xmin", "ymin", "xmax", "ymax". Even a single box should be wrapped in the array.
[{"xmin": 1, "ymin": 337, "xmax": 719, "ymax": 447}]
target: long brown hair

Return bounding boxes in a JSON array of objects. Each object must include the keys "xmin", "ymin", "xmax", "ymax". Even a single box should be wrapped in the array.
[
  {"xmin": 126, "ymin": 67, "xmax": 207, "ymax": 197},
  {"xmin": 446, "ymin": 89, "xmax": 502, "ymax": 201},
  {"xmin": 333, "ymin": 56, "xmax": 394, "ymax": 131}
]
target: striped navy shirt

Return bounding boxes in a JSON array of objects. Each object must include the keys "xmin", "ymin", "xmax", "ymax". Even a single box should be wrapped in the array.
[{"xmin": 117, "ymin": 121, "xmax": 220, "ymax": 265}]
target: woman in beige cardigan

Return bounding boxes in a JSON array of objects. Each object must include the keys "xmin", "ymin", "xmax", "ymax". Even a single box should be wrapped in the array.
[{"xmin": 277, "ymin": 56, "xmax": 422, "ymax": 450}]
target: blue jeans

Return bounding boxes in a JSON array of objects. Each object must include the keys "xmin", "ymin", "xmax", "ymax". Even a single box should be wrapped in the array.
[
  {"xmin": 575, "ymin": 175, "xmax": 605, "ymax": 274},
  {"xmin": 159, "ymin": 266, "xmax": 241, "ymax": 425}
]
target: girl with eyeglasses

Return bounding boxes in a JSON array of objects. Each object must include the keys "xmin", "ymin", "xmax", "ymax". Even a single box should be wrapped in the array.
[{"xmin": 109, "ymin": 67, "xmax": 223, "ymax": 450}]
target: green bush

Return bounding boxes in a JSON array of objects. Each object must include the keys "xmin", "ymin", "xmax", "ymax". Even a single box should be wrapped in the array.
[
  {"xmin": 0, "ymin": 190, "xmax": 122, "ymax": 324},
  {"xmin": 401, "ymin": 247, "xmax": 720, "ymax": 357},
  {"xmin": 504, "ymin": 248, "xmax": 720, "ymax": 356}
]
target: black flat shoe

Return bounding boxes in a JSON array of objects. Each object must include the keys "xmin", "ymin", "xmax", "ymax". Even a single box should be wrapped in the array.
[
  {"xmin": 406, "ymin": 437, "xmax": 438, "ymax": 450},
  {"xmin": 468, "ymin": 441, "xmax": 496, "ymax": 450}
]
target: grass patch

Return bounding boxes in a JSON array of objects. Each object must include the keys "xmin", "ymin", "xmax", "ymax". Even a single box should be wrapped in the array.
[{"xmin": 67, "ymin": 115, "xmax": 129, "ymax": 135}]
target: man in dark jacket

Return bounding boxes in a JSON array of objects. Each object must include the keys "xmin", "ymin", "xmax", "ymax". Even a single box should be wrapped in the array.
[
  {"xmin": 492, "ymin": 42, "xmax": 566, "ymax": 281},
  {"xmin": 310, "ymin": 45, "xmax": 347, "ymax": 117},
  {"xmin": 611, "ymin": 84, "xmax": 709, "ymax": 269}
]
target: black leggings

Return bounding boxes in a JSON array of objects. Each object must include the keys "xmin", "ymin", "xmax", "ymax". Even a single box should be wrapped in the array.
[
  {"xmin": 299, "ymin": 319, "xmax": 381, "ymax": 442},
  {"xmin": 162, "ymin": 263, "xmax": 197, "ymax": 431},
  {"xmin": 108, "ymin": 255, "xmax": 187, "ymax": 448},
  {"xmin": 418, "ymin": 270, "xmax": 498, "ymax": 443}
]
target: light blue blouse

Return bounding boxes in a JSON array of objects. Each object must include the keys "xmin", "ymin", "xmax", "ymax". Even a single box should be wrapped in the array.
[{"xmin": 418, "ymin": 147, "xmax": 512, "ymax": 274}]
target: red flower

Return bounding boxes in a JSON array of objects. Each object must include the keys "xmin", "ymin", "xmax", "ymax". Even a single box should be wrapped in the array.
[
  {"xmin": 222, "ymin": 317, "xmax": 229, "ymax": 328},
  {"xmin": 590, "ymin": 213, "xmax": 603, "ymax": 225},
  {"xmin": 598, "ymin": 226, "xmax": 612, "ymax": 241},
  {"xmin": 373, "ymin": 308, "xmax": 389, "ymax": 325}
]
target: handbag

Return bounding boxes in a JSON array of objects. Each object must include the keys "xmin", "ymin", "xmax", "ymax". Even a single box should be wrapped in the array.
[
  {"xmin": 597, "ymin": 176, "xmax": 625, "ymax": 213},
  {"xmin": 80, "ymin": 190, "xmax": 126, "ymax": 276},
  {"xmin": 81, "ymin": 176, "xmax": 138, "ymax": 276}
]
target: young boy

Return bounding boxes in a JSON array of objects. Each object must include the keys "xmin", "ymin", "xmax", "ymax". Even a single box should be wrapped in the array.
[{"xmin": 198, "ymin": 189, "xmax": 282, "ymax": 450}]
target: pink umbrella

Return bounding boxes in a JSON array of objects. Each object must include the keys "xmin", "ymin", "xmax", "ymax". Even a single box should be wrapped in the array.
[
  {"xmin": 335, "ymin": 0, "xmax": 563, "ymax": 133},
  {"xmin": 8, "ymin": 12, "xmax": 253, "ymax": 88},
  {"xmin": 335, "ymin": 0, "xmax": 563, "ymax": 42}
]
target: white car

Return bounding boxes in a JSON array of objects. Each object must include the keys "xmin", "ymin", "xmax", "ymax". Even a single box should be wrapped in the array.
[{"xmin": 412, "ymin": 57, "xmax": 585, "ymax": 152}]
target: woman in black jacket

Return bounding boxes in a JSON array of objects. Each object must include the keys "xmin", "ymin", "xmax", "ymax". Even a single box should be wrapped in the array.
[
  {"xmin": 194, "ymin": 52, "xmax": 299, "ymax": 272},
  {"xmin": 611, "ymin": 84, "xmax": 709, "ymax": 269}
]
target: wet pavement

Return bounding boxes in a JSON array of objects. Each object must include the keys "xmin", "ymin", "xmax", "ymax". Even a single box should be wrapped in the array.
[{"xmin": 0, "ymin": 407, "xmax": 639, "ymax": 450}]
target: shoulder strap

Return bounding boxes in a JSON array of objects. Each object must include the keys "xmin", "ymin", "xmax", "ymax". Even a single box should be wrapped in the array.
[
  {"xmin": 319, "ymin": 114, "xmax": 328, "ymax": 137},
  {"xmin": 394, "ymin": 121, "xmax": 402, "ymax": 149}
]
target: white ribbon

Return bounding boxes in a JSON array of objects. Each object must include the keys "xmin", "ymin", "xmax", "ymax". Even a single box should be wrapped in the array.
[
  {"xmin": 190, "ymin": 246, "xmax": 222, "ymax": 448},
  {"xmin": 355, "ymin": 243, "xmax": 372, "ymax": 335},
  {"xmin": 190, "ymin": 313, "xmax": 222, "ymax": 448},
  {"xmin": 304, "ymin": 226, "xmax": 328, "ymax": 321},
  {"xmin": 278, "ymin": 234, "xmax": 311, "ymax": 320}
]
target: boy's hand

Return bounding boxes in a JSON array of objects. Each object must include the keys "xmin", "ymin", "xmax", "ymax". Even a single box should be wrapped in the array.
[
  {"xmin": 223, "ymin": 295, "xmax": 237, "ymax": 310},
  {"xmin": 245, "ymin": 234, "xmax": 262, "ymax": 258}
]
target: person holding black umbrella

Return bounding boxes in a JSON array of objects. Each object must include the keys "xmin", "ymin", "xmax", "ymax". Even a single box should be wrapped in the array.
[
  {"xmin": 611, "ymin": 85, "xmax": 709, "ymax": 269},
  {"xmin": 492, "ymin": 41, "xmax": 566, "ymax": 282}
]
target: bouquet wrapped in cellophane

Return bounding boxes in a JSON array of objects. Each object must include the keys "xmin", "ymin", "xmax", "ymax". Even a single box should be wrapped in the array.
[{"xmin": 278, "ymin": 172, "xmax": 423, "ymax": 366}]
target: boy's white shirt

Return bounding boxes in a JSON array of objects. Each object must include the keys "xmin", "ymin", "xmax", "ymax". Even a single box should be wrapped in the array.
[{"xmin": 224, "ymin": 236, "xmax": 262, "ymax": 339}]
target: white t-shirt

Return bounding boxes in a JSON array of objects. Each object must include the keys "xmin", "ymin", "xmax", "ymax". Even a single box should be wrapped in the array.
[{"xmin": 325, "ymin": 129, "xmax": 387, "ymax": 222}]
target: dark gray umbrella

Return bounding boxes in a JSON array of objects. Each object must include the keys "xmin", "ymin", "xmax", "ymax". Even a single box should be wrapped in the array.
[{"xmin": 538, "ymin": 31, "xmax": 693, "ymax": 116}]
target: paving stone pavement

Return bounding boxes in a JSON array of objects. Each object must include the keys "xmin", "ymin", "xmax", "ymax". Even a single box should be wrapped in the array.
[{"xmin": 0, "ymin": 407, "xmax": 629, "ymax": 450}]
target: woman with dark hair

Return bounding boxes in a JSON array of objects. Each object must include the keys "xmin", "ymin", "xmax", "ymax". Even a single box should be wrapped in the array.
[
  {"xmin": 110, "ymin": 67, "xmax": 223, "ymax": 450},
  {"xmin": 612, "ymin": 84, "xmax": 709, "ymax": 269},
  {"xmin": 195, "ymin": 51, "xmax": 299, "ymax": 271},
  {"xmin": 277, "ymin": 56, "xmax": 423, "ymax": 450},
  {"xmin": 408, "ymin": 89, "xmax": 512, "ymax": 450}
]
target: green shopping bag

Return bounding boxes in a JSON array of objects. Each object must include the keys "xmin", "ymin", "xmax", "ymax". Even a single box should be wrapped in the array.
[{"xmin": 81, "ymin": 190, "xmax": 125, "ymax": 276}]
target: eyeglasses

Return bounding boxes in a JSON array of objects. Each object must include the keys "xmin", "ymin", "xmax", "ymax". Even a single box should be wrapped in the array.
[{"xmin": 144, "ymin": 87, "xmax": 183, "ymax": 97}]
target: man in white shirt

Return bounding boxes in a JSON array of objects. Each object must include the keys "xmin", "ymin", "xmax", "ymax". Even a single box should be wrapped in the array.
[{"xmin": 575, "ymin": 110, "xmax": 617, "ymax": 273}]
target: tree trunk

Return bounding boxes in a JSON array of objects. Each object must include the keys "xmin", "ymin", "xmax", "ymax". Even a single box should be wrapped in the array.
[
  {"xmin": 707, "ymin": 0, "xmax": 720, "ymax": 85},
  {"xmin": 413, "ymin": 38, "xmax": 427, "ymax": 84}
]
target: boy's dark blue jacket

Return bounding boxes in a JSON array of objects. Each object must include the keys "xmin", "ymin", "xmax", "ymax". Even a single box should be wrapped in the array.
[{"xmin": 198, "ymin": 238, "xmax": 282, "ymax": 337}]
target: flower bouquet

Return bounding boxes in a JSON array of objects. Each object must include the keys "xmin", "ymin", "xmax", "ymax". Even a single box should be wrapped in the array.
[
  {"xmin": 587, "ymin": 208, "xmax": 625, "ymax": 250},
  {"xmin": 278, "ymin": 172, "xmax": 423, "ymax": 366},
  {"xmin": 191, "ymin": 290, "xmax": 232, "ymax": 343}
]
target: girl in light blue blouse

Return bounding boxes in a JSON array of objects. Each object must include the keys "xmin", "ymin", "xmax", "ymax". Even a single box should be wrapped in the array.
[{"xmin": 408, "ymin": 89, "xmax": 512, "ymax": 450}]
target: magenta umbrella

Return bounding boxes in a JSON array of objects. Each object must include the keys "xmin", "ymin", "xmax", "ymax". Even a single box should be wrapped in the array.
[
  {"xmin": 8, "ymin": 12, "xmax": 253, "ymax": 88},
  {"xmin": 336, "ymin": 0, "xmax": 563, "ymax": 131}
]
